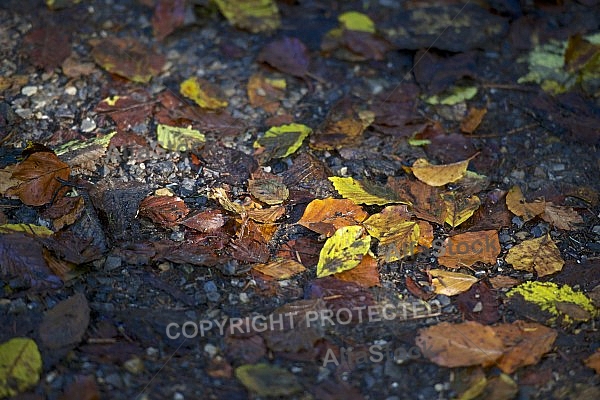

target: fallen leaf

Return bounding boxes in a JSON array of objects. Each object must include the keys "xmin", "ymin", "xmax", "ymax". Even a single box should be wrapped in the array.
[
  {"xmin": 411, "ymin": 157, "xmax": 471, "ymax": 187},
  {"xmin": 157, "ymin": 124, "xmax": 205, "ymax": 152},
  {"xmin": 39, "ymin": 292, "xmax": 90, "ymax": 350},
  {"xmin": 363, "ymin": 209, "xmax": 419, "ymax": 263},
  {"xmin": 456, "ymin": 281, "xmax": 500, "ymax": 324},
  {"xmin": 460, "ymin": 107, "xmax": 487, "ymax": 134},
  {"xmin": 22, "ymin": 25, "xmax": 71, "ymax": 71},
  {"xmin": 429, "ymin": 269, "xmax": 478, "ymax": 296},
  {"xmin": 0, "ymin": 224, "xmax": 53, "ymax": 237},
  {"xmin": 254, "ymin": 123, "xmax": 312, "ymax": 161},
  {"xmin": 584, "ymin": 350, "xmax": 600, "ymax": 374},
  {"xmin": 443, "ymin": 193, "xmax": 481, "ymax": 228},
  {"xmin": 180, "ymin": 77, "xmax": 228, "ymax": 110},
  {"xmin": 438, "ymin": 230, "xmax": 500, "ymax": 269},
  {"xmin": 316, "ymin": 225, "xmax": 371, "ymax": 277},
  {"xmin": 91, "ymin": 37, "xmax": 165, "ymax": 83},
  {"xmin": 214, "ymin": 0, "xmax": 280, "ymax": 33},
  {"xmin": 59, "ymin": 375, "xmax": 100, "ymax": 400},
  {"xmin": 424, "ymin": 86, "xmax": 478, "ymax": 106},
  {"xmin": 253, "ymin": 259, "xmax": 306, "ymax": 280},
  {"xmin": 298, "ymin": 198, "xmax": 368, "ymax": 237},
  {"xmin": 39, "ymin": 193, "xmax": 85, "ymax": 231},
  {"xmin": 152, "ymin": 0, "xmax": 187, "ymax": 40},
  {"xmin": 257, "ymin": 37, "xmax": 310, "ymax": 78},
  {"xmin": 361, "ymin": 205, "xmax": 411, "ymax": 238},
  {"xmin": 0, "ymin": 338, "xmax": 42, "ymax": 398},
  {"xmin": 55, "ymin": 131, "xmax": 117, "ymax": 172},
  {"xmin": 138, "ymin": 195, "xmax": 189, "ymax": 228},
  {"xmin": 235, "ymin": 363, "xmax": 301, "ymax": 397},
  {"xmin": 505, "ymin": 234, "xmax": 564, "ymax": 277},
  {"xmin": 541, "ymin": 203, "xmax": 583, "ymax": 230},
  {"xmin": 180, "ymin": 209, "xmax": 226, "ymax": 232},
  {"xmin": 95, "ymin": 93, "xmax": 154, "ymax": 132},
  {"xmin": 334, "ymin": 254, "xmax": 380, "ymax": 287},
  {"xmin": 488, "ymin": 275, "xmax": 520, "ymax": 289},
  {"xmin": 329, "ymin": 176, "xmax": 408, "ymax": 206},
  {"xmin": 387, "ymin": 177, "xmax": 446, "ymax": 224},
  {"xmin": 505, "ymin": 186, "xmax": 546, "ymax": 222},
  {"xmin": 479, "ymin": 373, "xmax": 518, "ymax": 400},
  {"xmin": 416, "ymin": 321, "xmax": 504, "ymax": 368},
  {"xmin": 494, "ymin": 321, "xmax": 557, "ymax": 374},
  {"xmin": 5, "ymin": 152, "xmax": 70, "ymax": 206},
  {"xmin": 247, "ymin": 74, "xmax": 286, "ymax": 114},
  {"xmin": 305, "ymin": 276, "xmax": 376, "ymax": 322},
  {"xmin": 248, "ymin": 174, "xmax": 289, "ymax": 205}
]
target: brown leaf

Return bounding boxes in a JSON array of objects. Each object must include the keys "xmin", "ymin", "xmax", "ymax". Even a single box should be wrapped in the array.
[
  {"xmin": 59, "ymin": 375, "xmax": 100, "ymax": 400},
  {"xmin": 276, "ymin": 237, "xmax": 322, "ymax": 268},
  {"xmin": 438, "ymin": 230, "xmax": 500, "ymax": 269},
  {"xmin": 494, "ymin": 321, "xmax": 557, "ymax": 374},
  {"xmin": 152, "ymin": 0, "xmax": 187, "ymax": 41},
  {"xmin": 247, "ymin": 73, "xmax": 286, "ymax": 113},
  {"xmin": 370, "ymin": 84, "xmax": 423, "ymax": 137},
  {"xmin": 584, "ymin": 350, "xmax": 600, "ymax": 374},
  {"xmin": 40, "ymin": 193, "xmax": 85, "ymax": 231},
  {"xmin": 416, "ymin": 321, "xmax": 504, "ymax": 368},
  {"xmin": 257, "ymin": 37, "xmax": 310, "ymax": 78},
  {"xmin": 334, "ymin": 254, "xmax": 380, "ymax": 287},
  {"xmin": 456, "ymin": 281, "xmax": 500, "ymax": 324},
  {"xmin": 138, "ymin": 195, "xmax": 189, "ymax": 228},
  {"xmin": 387, "ymin": 177, "xmax": 447, "ymax": 225},
  {"xmin": 6, "ymin": 152, "xmax": 70, "ymax": 206},
  {"xmin": 460, "ymin": 107, "xmax": 487, "ymax": 134},
  {"xmin": 40, "ymin": 292, "xmax": 90, "ymax": 350},
  {"xmin": 298, "ymin": 198, "xmax": 368, "ymax": 237},
  {"xmin": 180, "ymin": 209, "xmax": 226, "ymax": 232},
  {"xmin": 22, "ymin": 25, "xmax": 71, "ymax": 71},
  {"xmin": 253, "ymin": 259, "xmax": 306, "ymax": 280},
  {"xmin": 91, "ymin": 37, "xmax": 166, "ymax": 83},
  {"xmin": 488, "ymin": 275, "xmax": 520, "ymax": 289},
  {"xmin": 505, "ymin": 234, "xmax": 564, "ymax": 277},
  {"xmin": 95, "ymin": 91, "xmax": 155, "ymax": 131},
  {"xmin": 248, "ymin": 174, "xmax": 289, "ymax": 205},
  {"xmin": 411, "ymin": 157, "xmax": 471, "ymax": 187},
  {"xmin": 429, "ymin": 269, "xmax": 478, "ymax": 296},
  {"xmin": 541, "ymin": 203, "xmax": 583, "ymax": 230},
  {"xmin": 505, "ymin": 186, "xmax": 545, "ymax": 222}
]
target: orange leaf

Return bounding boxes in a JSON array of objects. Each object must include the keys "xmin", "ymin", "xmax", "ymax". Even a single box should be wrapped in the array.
[
  {"xmin": 505, "ymin": 186, "xmax": 545, "ymax": 222},
  {"xmin": 298, "ymin": 198, "xmax": 368, "ymax": 237},
  {"xmin": 253, "ymin": 259, "xmax": 306, "ymax": 280},
  {"xmin": 438, "ymin": 230, "xmax": 500, "ymax": 269},
  {"xmin": 334, "ymin": 254, "xmax": 380, "ymax": 287}
]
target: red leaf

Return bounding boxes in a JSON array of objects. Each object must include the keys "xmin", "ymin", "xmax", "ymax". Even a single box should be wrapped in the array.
[{"xmin": 258, "ymin": 37, "xmax": 310, "ymax": 78}]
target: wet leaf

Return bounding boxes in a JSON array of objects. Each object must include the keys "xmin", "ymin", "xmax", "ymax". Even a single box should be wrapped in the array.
[
  {"xmin": 505, "ymin": 186, "xmax": 545, "ymax": 222},
  {"xmin": 541, "ymin": 203, "xmax": 583, "ymax": 230},
  {"xmin": 254, "ymin": 123, "xmax": 312, "ymax": 161},
  {"xmin": 494, "ymin": 321, "xmax": 557, "ymax": 374},
  {"xmin": 429, "ymin": 269, "xmax": 478, "ymax": 296},
  {"xmin": 506, "ymin": 281, "xmax": 597, "ymax": 325},
  {"xmin": 411, "ymin": 157, "xmax": 471, "ymax": 187},
  {"xmin": 0, "ymin": 223, "xmax": 53, "ymax": 237},
  {"xmin": 22, "ymin": 25, "xmax": 71, "ymax": 71},
  {"xmin": 424, "ymin": 86, "xmax": 478, "ymax": 106},
  {"xmin": 95, "ymin": 92, "xmax": 154, "ymax": 132},
  {"xmin": 456, "ymin": 281, "xmax": 500, "ymax": 324},
  {"xmin": 181, "ymin": 209, "xmax": 226, "ymax": 232},
  {"xmin": 334, "ymin": 254, "xmax": 380, "ymax": 287},
  {"xmin": 438, "ymin": 230, "xmax": 500, "ymax": 269},
  {"xmin": 40, "ymin": 193, "xmax": 85, "ymax": 231},
  {"xmin": 362, "ymin": 207, "xmax": 419, "ymax": 262},
  {"xmin": 443, "ymin": 193, "xmax": 481, "ymax": 228},
  {"xmin": 5, "ymin": 152, "xmax": 70, "ymax": 206},
  {"xmin": 152, "ymin": 0, "xmax": 188, "ymax": 41},
  {"xmin": 329, "ymin": 176, "xmax": 408, "ymax": 206},
  {"xmin": 180, "ymin": 77, "xmax": 228, "ymax": 110},
  {"xmin": 460, "ymin": 107, "xmax": 487, "ymax": 134},
  {"xmin": 0, "ymin": 338, "xmax": 42, "ymax": 398},
  {"xmin": 248, "ymin": 174, "xmax": 289, "ymax": 205},
  {"xmin": 416, "ymin": 321, "xmax": 504, "ymax": 368},
  {"xmin": 505, "ymin": 234, "xmax": 564, "ymax": 277},
  {"xmin": 156, "ymin": 124, "xmax": 205, "ymax": 152},
  {"xmin": 257, "ymin": 37, "xmax": 310, "ymax": 78},
  {"xmin": 362, "ymin": 205, "xmax": 411, "ymax": 238},
  {"xmin": 338, "ymin": 11, "xmax": 375, "ymax": 33},
  {"xmin": 235, "ymin": 363, "xmax": 301, "ymax": 397},
  {"xmin": 91, "ymin": 37, "xmax": 165, "ymax": 83},
  {"xmin": 247, "ymin": 74, "xmax": 286, "ymax": 113},
  {"xmin": 55, "ymin": 131, "xmax": 116, "ymax": 171},
  {"xmin": 139, "ymin": 195, "xmax": 189, "ymax": 228},
  {"xmin": 298, "ymin": 198, "xmax": 368, "ymax": 237},
  {"xmin": 214, "ymin": 0, "xmax": 280, "ymax": 33},
  {"xmin": 59, "ymin": 375, "xmax": 100, "ymax": 400},
  {"xmin": 40, "ymin": 292, "xmax": 90, "ymax": 350},
  {"xmin": 584, "ymin": 351, "xmax": 600, "ymax": 374},
  {"xmin": 316, "ymin": 225, "xmax": 371, "ymax": 278},
  {"xmin": 387, "ymin": 177, "xmax": 446, "ymax": 224},
  {"xmin": 253, "ymin": 259, "xmax": 306, "ymax": 280}
]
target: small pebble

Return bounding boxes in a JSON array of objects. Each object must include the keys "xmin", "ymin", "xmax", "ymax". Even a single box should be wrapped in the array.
[
  {"xmin": 65, "ymin": 86, "xmax": 77, "ymax": 96},
  {"xmin": 204, "ymin": 344, "xmax": 218, "ymax": 358},
  {"xmin": 21, "ymin": 85, "xmax": 38, "ymax": 96},
  {"xmin": 81, "ymin": 117, "xmax": 96, "ymax": 132},
  {"xmin": 239, "ymin": 292, "xmax": 249, "ymax": 303},
  {"xmin": 592, "ymin": 226, "xmax": 600, "ymax": 235},
  {"xmin": 124, "ymin": 357, "xmax": 144, "ymax": 374}
]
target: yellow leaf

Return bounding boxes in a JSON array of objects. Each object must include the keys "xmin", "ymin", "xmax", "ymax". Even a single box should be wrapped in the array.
[
  {"xmin": 411, "ymin": 157, "xmax": 471, "ymax": 187},
  {"xmin": 316, "ymin": 225, "xmax": 371, "ymax": 277},
  {"xmin": 329, "ymin": 176, "xmax": 409, "ymax": 206},
  {"xmin": 0, "ymin": 224, "xmax": 53, "ymax": 237},
  {"xmin": 505, "ymin": 186, "xmax": 545, "ymax": 222},
  {"xmin": 362, "ymin": 205, "xmax": 411, "ymax": 238},
  {"xmin": 157, "ymin": 124, "xmax": 206, "ymax": 152},
  {"xmin": 424, "ymin": 86, "xmax": 478, "ymax": 105},
  {"xmin": 430, "ymin": 269, "xmax": 478, "ymax": 296},
  {"xmin": 214, "ymin": 0, "xmax": 281, "ymax": 33},
  {"xmin": 180, "ymin": 77, "xmax": 228, "ymax": 109},
  {"xmin": 376, "ymin": 221, "xmax": 419, "ymax": 262},
  {"xmin": 254, "ymin": 123, "xmax": 312, "ymax": 160},
  {"xmin": 505, "ymin": 234, "xmax": 564, "ymax": 277},
  {"xmin": 443, "ymin": 194, "xmax": 481, "ymax": 228},
  {"xmin": 0, "ymin": 338, "xmax": 42, "ymax": 398},
  {"xmin": 253, "ymin": 259, "xmax": 306, "ymax": 279},
  {"xmin": 506, "ymin": 281, "xmax": 597, "ymax": 324},
  {"xmin": 235, "ymin": 363, "xmax": 301, "ymax": 396},
  {"xmin": 338, "ymin": 11, "xmax": 376, "ymax": 33}
]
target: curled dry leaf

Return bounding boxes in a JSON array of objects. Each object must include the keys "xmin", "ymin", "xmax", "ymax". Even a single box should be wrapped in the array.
[
  {"xmin": 5, "ymin": 152, "xmax": 70, "ymax": 206},
  {"xmin": 411, "ymin": 157, "xmax": 472, "ymax": 187},
  {"xmin": 429, "ymin": 269, "xmax": 478, "ymax": 296},
  {"xmin": 248, "ymin": 176, "xmax": 289, "ymax": 205},
  {"xmin": 505, "ymin": 186, "xmax": 545, "ymax": 222},
  {"xmin": 416, "ymin": 321, "xmax": 504, "ymax": 368},
  {"xmin": 505, "ymin": 234, "xmax": 564, "ymax": 277},
  {"xmin": 298, "ymin": 198, "xmax": 368, "ymax": 237},
  {"xmin": 437, "ymin": 230, "xmax": 500, "ymax": 269}
]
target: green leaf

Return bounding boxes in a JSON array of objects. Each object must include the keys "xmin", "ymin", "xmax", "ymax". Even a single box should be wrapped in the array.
[
  {"xmin": 235, "ymin": 363, "xmax": 301, "ymax": 396},
  {"xmin": 329, "ymin": 176, "xmax": 409, "ymax": 205},
  {"xmin": 0, "ymin": 338, "xmax": 42, "ymax": 398},
  {"xmin": 317, "ymin": 225, "xmax": 371, "ymax": 277},
  {"xmin": 254, "ymin": 123, "xmax": 312, "ymax": 160},
  {"xmin": 214, "ymin": 0, "xmax": 280, "ymax": 33},
  {"xmin": 0, "ymin": 224, "xmax": 53, "ymax": 237},
  {"xmin": 157, "ymin": 125, "xmax": 206, "ymax": 152},
  {"xmin": 338, "ymin": 11, "xmax": 376, "ymax": 33},
  {"xmin": 425, "ymin": 86, "xmax": 478, "ymax": 105}
]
